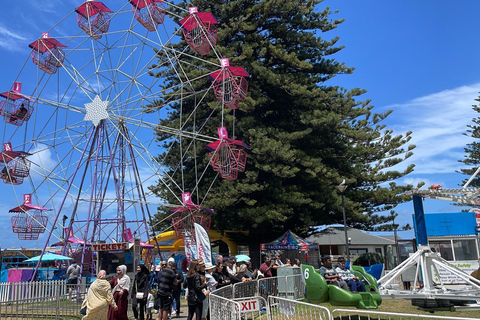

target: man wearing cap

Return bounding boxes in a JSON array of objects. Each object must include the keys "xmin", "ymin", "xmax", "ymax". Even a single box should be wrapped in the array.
[
  {"xmin": 157, "ymin": 260, "xmax": 178, "ymax": 320},
  {"xmin": 169, "ymin": 258, "xmax": 183, "ymax": 318}
]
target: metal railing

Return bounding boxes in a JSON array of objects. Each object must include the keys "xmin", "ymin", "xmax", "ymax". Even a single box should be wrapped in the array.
[
  {"xmin": 268, "ymin": 295, "xmax": 331, "ymax": 320},
  {"xmin": 209, "ymin": 293, "xmax": 241, "ymax": 320},
  {"xmin": 331, "ymin": 308, "xmax": 480, "ymax": 320}
]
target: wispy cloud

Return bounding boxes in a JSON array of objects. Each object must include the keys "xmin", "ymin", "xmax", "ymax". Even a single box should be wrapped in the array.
[
  {"xmin": 0, "ymin": 24, "xmax": 28, "ymax": 52},
  {"xmin": 384, "ymin": 84, "xmax": 480, "ymax": 175}
]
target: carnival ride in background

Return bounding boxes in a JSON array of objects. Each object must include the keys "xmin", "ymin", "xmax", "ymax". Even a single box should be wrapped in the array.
[
  {"xmin": 0, "ymin": 0, "xmax": 251, "ymax": 279},
  {"xmin": 301, "ymin": 264, "xmax": 382, "ymax": 309},
  {"xmin": 377, "ymin": 177, "xmax": 480, "ymax": 307},
  {"xmin": 302, "ymin": 174, "xmax": 480, "ymax": 309}
]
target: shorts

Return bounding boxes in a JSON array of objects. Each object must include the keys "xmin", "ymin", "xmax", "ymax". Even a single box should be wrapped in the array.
[
  {"xmin": 158, "ymin": 293, "xmax": 172, "ymax": 311},
  {"xmin": 67, "ymin": 278, "xmax": 78, "ymax": 285}
]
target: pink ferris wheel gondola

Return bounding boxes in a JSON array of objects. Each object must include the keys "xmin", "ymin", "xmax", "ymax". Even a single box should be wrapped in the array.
[
  {"xmin": 210, "ymin": 59, "xmax": 250, "ymax": 110},
  {"xmin": 206, "ymin": 127, "xmax": 250, "ymax": 180},
  {"xmin": 29, "ymin": 33, "xmax": 66, "ymax": 74},
  {"xmin": 180, "ymin": 7, "xmax": 218, "ymax": 56},
  {"xmin": 75, "ymin": 0, "xmax": 113, "ymax": 40},
  {"xmin": 0, "ymin": 82, "xmax": 33, "ymax": 126},
  {"xmin": 10, "ymin": 194, "xmax": 50, "ymax": 241},
  {"xmin": 130, "ymin": 0, "xmax": 166, "ymax": 31},
  {"xmin": 171, "ymin": 192, "xmax": 213, "ymax": 238},
  {"xmin": 0, "ymin": 143, "xmax": 31, "ymax": 185}
]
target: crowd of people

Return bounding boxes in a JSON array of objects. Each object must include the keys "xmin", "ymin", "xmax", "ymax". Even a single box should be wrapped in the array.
[{"xmin": 80, "ymin": 253, "xmax": 303, "ymax": 320}]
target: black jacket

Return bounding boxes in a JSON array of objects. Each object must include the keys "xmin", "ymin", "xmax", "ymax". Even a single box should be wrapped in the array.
[
  {"xmin": 186, "ymin": 274, "xmax": 207, "ymax": 305},
  {"xmin": 131, "ymin": 272, "xmax": 149, "ymax": 301}
]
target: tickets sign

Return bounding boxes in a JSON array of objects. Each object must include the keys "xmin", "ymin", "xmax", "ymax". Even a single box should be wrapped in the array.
[{"xmin": 92, "ymin": 242, "xmax": 131, "ymax": 251}]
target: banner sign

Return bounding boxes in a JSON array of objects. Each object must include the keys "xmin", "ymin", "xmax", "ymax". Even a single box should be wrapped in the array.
[
  {"xmin": 195, "ymin": 223, "xmax": 212, "ymax": 264},
  {"xmin": 183, "ymin": 231, "xmax": 196, "ymax": 265},
  {"xmin": 432, "ymin": 260, "xmax": 479, "ymax": 284}
]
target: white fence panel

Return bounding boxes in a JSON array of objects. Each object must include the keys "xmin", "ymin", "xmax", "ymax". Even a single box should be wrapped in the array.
[
  {"xmin": 233, "ymin": 279, "xmax": 258, "ymax": 299},
  {"xmin": 331, "ymin": 308, "xmax": 480, "ymax": 320},
  {"xmin": 268, "ymin": 295, "xmax": 331, "ymax": 320},
  {"xmin": 210, "ymin": 293, "xmax": 241, "ymax": 320},
  {"xmin": 0, "ymin": 280, "xmax": 68, "ymax": 302}
]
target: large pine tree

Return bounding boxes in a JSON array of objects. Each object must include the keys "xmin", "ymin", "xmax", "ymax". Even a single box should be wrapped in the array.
[
  {"xmin": 459, "ymin": 96, "xmax": 480, "ymax": 188},
  {"xmin": 148, "ymin": 0, "xmax": 417, "ymax": 263}
]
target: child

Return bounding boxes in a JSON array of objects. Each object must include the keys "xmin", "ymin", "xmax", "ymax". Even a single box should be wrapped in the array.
[{"xmin": 146, "ymin": 291, "xmax": 155, "ymax": 320}]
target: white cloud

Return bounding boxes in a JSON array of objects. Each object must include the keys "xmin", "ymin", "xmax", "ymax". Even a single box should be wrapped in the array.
[
  {"xmin": 0, "ymin": 24, "xmax": 28, "ymax": 52},
  {"xmin": 384, "ymin": 84, "xmax": 480, "ymax": 175}
]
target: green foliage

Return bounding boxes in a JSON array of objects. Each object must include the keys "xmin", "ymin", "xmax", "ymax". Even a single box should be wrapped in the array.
[
  {"xmin": 148, "ymin": 0, "xmax": 417, "ymax": 249},
  {"xmin": 372, "ymin": 210, "xmax": 412, "ymax": 232},
  {"xmin": 458, "ymin": 97, "xmax": 480, "ymax": 190},
  {"xmin": 353, "ymin": 252, "xmax": 384, "ymax": 267}
]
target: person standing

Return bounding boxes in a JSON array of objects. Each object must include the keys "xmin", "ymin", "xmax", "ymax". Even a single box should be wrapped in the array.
[
  {"xmin": 259, "ymin": 256, "xmax": 274, "ymax": 278},
  {"xmin": 186, "ymin": 260, "xmax": 209, "ymax": 320},
  {"xmin": 66, "ymin": 262, "xmax": 81, "ymax": 299},
  {"xmin": 81, "ymin": 270, "xmax": 117, "ymax": 320},
  {"xmin": 212, "ymin": 262, "xmax": 229, "ymax": 288},
  {"xmin": 157, "ymin": 259, "xmax": 179, "ymax": 320},
  {"xmin": 108, "ymin": 265, "xmax": 130, "ymax": 320},
  {"xmin": 131, "ymin": 264, "xmax": 150, "ymax": 320},
  {"xmin": 169, "ymin": 258, "xmax": 184, "ymax": 317},
  {"xmin": 293, "ymin": 259, "xmax": 301, "ymax": 267},
  {"xmin": 202, "ymin": 263, "xmax": 217, "ymax": 320}
]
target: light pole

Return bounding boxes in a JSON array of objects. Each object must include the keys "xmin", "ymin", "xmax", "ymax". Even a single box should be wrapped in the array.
[{"xmin": 336, "ymin": 180, "xmax": 349, "ymax": 262}]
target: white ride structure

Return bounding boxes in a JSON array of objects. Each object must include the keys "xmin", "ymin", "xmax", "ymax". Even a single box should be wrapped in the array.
[{"xmin": 378, "ymin": 186, "xmax": 480, "ymax": 306}]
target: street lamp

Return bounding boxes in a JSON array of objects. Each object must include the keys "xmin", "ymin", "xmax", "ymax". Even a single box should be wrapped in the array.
[{"xmin": 336, "ymin": 180, "xmax": 349, "ymax": 263}]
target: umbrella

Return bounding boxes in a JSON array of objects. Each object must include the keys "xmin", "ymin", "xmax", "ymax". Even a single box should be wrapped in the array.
[
  {"xmin": 236, "ymin": 254, "xmax": 251, "ymax": 262},
  {"xmin": 23, "ymin": 252, "xmax": 73, "ymax": 263}
]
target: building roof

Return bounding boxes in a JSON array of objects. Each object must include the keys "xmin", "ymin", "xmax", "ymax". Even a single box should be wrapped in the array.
[{"xmin": 307, "ymin": 227, "xmax": 395, "ymax": 246}]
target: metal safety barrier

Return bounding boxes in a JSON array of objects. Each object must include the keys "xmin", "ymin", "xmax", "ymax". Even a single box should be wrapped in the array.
[
  {"xmin": 209, "ymin": 293, "xmax": 241, "ymax": 320},
  {"xmin": 268, "ymin": 295, "xmax": 331, "ymax": 320},
  {"xmin": 331, "ymin": 308, "xmax": 480, "ymax": 320},
  {"xmin": 233, "ymin": 279, "xmax": 258, "ymax": 299},
  {"xmin": 285, "ymin": 274, "xmax": 304, "ymax": 300}
]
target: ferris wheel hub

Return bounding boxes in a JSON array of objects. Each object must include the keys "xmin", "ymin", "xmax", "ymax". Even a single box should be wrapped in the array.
[{"xmin": 84, "ymin": 95, "xmax": 109, "ymax": 127}]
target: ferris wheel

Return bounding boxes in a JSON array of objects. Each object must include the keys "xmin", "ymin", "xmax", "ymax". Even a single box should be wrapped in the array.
[{"xmin": 0, "ymin": 0, "xmax": 250, "ymax": 273}]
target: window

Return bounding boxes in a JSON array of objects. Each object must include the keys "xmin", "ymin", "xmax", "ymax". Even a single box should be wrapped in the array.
[
  {"xmin": 453, "ymin": 239, "xmax": 478, "ymax": 261},
  {"xmin": 429, "ymin": 240, "xmax": 453, "ymax": 261},
  {"xmin": 349, "ymin": 248, "xmax": 367, "ymax": 255},
  {"xmin": 429, "ymin": 239, "xmax": 479, "ymax": 261},
  {"xmin": 375, "ymin": 248, "xmax": 382, "ymax": 254}
]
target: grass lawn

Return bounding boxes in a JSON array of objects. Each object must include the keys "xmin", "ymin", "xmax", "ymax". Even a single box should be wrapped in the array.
[{"xmin": 317, "ymin": 298, "xmax": 480, "ymax": 319}]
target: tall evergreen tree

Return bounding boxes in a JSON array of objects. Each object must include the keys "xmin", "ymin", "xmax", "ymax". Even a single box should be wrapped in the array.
[
  {"xmin": 148, "ymin": 0, "xmax": 417, "ymax": 263},
  {"xmin": 459, "ymin": 96, "xmax": 480, "ymax": 189}
]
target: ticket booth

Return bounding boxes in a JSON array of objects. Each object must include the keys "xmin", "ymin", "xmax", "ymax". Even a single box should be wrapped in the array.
[{"xmin": 92, "ymin": 239, "xmax": 143, "ymax": 277}]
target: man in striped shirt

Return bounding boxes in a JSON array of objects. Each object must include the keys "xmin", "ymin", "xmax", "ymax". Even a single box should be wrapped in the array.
[{"xmin": 157, "ymin": 260, "xmax": 178, "ymax": 320}]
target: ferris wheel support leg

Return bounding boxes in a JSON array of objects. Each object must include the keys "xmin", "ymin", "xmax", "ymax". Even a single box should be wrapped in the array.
[{"xmin": 32, "ymin": 128, "xmax": 98, "ymax": 282}]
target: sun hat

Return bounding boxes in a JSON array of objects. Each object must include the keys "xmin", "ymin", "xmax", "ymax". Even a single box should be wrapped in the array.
[{"xmin": 204, "ymin": 262, "xmax": 215, "ymax": 270}]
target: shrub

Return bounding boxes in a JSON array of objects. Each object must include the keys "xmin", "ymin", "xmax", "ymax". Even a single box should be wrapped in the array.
[{"xmin": 352, "ymin": 252, "xmax": 384, "ymax": 267}]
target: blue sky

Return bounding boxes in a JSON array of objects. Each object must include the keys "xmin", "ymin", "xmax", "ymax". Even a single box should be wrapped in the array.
[
  {"xmin": 0, "ymin": 1, "xmax": 479, "ymax": 248},
  {"xmin": 327, "ymin": 1, "xmax": 480, "ymax": 237}
]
